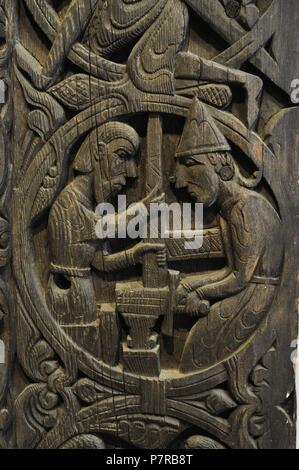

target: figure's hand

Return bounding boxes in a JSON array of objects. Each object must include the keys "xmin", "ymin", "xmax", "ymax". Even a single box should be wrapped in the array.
[
  {"xmin": 151, "ymin": 192, "xmax": 166, "ymax": 206},
  {"xmin": 186, "ymin": 291, "xmax": 201, "ymax": 317},
  {"xmin": 186, "ymin": 290, "xmax": 210, "ymax": 317},
  {"xmin": 156, "ymin": 246, "xmax": 167, "ymax": 268},
  {"xmin": 126, "ymin": 201, "xmax": 148, "ymax": 221},
  {"xmin": 142, "ymin": 185, "xmax": 165, "ymax": 210},
  {"xmin": 126, "ymin": 188, "xmax": 165, "ymax": 223},
  {"xmin": 132, "ymin": 242, "xmax": 165, "ymax": 264},
  {"xmin": 176, "ymin": 283, "xmax": 190, "ymax": 306}
]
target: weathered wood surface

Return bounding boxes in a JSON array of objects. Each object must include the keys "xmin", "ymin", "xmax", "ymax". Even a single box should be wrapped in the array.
[{"xmin": 0, "ymin": 0, "xmax": 298, "ymax": 449}]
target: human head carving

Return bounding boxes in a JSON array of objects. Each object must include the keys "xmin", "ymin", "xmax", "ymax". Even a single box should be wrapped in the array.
[
  {"xmin": 74, "ymin": 122, "xmax": 140, "ymax": 173},
  {"xmin": 74, "ymin": 122, "xmax": 140, "ymax": 202},
  {"xmin": 174, "ymin": 99, "xmax": 262, "ymax": 206}
]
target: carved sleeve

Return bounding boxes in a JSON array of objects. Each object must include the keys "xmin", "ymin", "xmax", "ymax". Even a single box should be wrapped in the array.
[{"xmin": 197, "ymin": 198, "xmax": 263, "ymax": 300}]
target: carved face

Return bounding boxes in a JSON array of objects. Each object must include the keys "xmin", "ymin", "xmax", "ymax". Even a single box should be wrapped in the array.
[
  {"xmin": 174, "ymin": 156, "xmax": 219, "ymax": 208},
  {"xmin": 94, "ymin": 137, "xmax": 138, "ymax": 203}
]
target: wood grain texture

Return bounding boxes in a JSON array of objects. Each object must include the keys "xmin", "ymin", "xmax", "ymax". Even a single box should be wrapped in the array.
[{"xmin": 0, "ymin": 0, "xmax": 297, "ymax": 449}]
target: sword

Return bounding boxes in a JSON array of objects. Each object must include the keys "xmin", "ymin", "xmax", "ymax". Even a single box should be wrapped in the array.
[
  {"xmin": 143, "ymin": 114, "xmax": 181, "ymax": 337},
  {"xmin": 142, "ymin": 114, "xmax": 168, "ymax": 289}
]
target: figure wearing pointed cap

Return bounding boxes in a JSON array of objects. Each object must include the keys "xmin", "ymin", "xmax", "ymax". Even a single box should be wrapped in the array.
[
  {"xmin": 173, "ymin": 99, "xmax": 283, "ymax": 372},
  {"xmin": 175, "ymin": 98, "xmax": 232, "ymax": 160}
]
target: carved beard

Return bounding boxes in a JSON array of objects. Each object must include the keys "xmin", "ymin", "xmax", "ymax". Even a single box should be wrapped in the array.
[
  {"xmin": 187, "ymin": 182, "xmax": 219, "ymax": 208},
  {"xmin": 186, "ymin": 166, "xmax": 219, "ymax": 208},
  {"xmin": 96, "ymin": 175, "xmax": 127, "ymax": 203}
]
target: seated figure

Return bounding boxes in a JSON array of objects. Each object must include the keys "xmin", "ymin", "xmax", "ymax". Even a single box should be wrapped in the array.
[
  {"xmin": 173, "ymin": 98, "xmax": 283, "ymax": 372},
  {"xmin": 47, "ymin": 122, "xmax": 162, "ymax": 326}
]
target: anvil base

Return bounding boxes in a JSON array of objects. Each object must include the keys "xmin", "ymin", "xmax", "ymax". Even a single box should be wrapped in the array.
[{"xmin": 122, "ymin": 343, "xmax": 161, "ymax": 377}]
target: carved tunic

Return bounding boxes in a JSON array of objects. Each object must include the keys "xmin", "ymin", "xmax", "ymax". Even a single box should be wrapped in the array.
[
  {"xmin": 47, "ymin": 176, "xmax": 98, "ymax": 324},
  {"xmin": 48, "ymin": 177, "xmax": 98, "ymax": 274},
  {"xmin": 180, "ymin": 192, "xmax": 284, "ymax": 371}
]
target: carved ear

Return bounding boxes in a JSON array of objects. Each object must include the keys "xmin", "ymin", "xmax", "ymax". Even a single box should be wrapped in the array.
[
  {"xmin": 209, "ymin": 152, "xmax": 235, "ymax": 181},
  {"xmin": 73, "ymin": 137, "xmax": 107, "ymax": 173},
  {"xmin": 92, "ymin": 142, "xmax": 106, "ymax": 162},
  {"xmin": 94, "ymin": 142, "xmax": 110, "ymax": 182},
  {"xmin": 219, "ymin": 153, "xmax": 235, "ymax": 181},
  {"xmin": 219, "ymin": 164, "xmax": 235, "ymax": 181}
]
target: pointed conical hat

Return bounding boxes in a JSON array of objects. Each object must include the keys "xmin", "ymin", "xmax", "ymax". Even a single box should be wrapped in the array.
[{"xmin": 175, "ymin": 98, "xmax": 231, "ymax": 159}]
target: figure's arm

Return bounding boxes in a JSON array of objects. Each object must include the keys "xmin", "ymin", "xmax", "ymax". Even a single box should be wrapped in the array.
[
  {"xmin": 112, "ymin": 202, "xmax": 147, "ymax": 238},
  {"xmin": 75, "ymin": 202, "xmax": 146, "ymax": 242},
  {"xmin": 96, "ymin": 186, "xmax": 164, "ymax": 238},
  {"xmin": 92, "ymin": 249, "xmax": 135, "ymax": 272},
  {"xmin": 195, "ymin": 203, "xmax": 261, "ymax": 300},
  {"xmin": 195, "ymin": 268, "xmax": 253, "ymax": 300},
  {"xmin": 175, "ymin": 51, "xmax": 262, "ymax": 129},
  {"xmin": 176, "ymin": 218, "xmax": 232, "ymax": 305},
  {"xmin": 184, "ymin": 200, "xmax": 263, "ymax": 315},
  {"xmin": 192, "ymin": 248, "xmax": 259, "ymax": 300},
  {"xmin": 93, "ymin": 242, "xmax": 165, "ymax": 273},
  {"xmin": 176, "ymin": 268, "xmax": 231, "ymax": 305}
]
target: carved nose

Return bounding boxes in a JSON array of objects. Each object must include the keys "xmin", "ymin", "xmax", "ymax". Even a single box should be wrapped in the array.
[
  {"xmin": 171, "ymin": 164, "xmax": 187, "ymax": 189},
  {"xmin": 175, "ymin": 179, "xmax": 187, "ymax": 190},
  {"xmin": 170, "ymin": 175, "xmax": 185, "ymax": 188},
  {"xmin": 126, "ymin": 159, "xmax": 137, "ymax": 178},
  {"xmin": 174, "ymin": 171, "xmax": 187, "ymax": 189}
]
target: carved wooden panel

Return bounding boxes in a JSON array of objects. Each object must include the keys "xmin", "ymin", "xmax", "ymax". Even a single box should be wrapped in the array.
[{"xmin": 0, "ymin": 0, "xmax": 298, "ymax": 449}]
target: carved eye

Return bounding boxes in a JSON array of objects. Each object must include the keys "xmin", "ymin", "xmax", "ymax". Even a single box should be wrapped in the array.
[
  {"xmin": 183, "ymin": 158, "xmax": 194, "ymax": 167},
  {"xmin": 111, "ymin": 153, "xmax": 126, "ymax": 172},
  {"xmin": 0, "ymin": 230, "xmax": 9, "ymax": 249},
  {"xmin": 184, "ymin": 157, "xmax": 201, "ymax": 167},
  {"xmin": 116, "ymin": 149, "xmax": 128, "ymax": 159}
]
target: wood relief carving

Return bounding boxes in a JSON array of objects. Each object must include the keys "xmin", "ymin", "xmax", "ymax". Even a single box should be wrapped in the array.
[{"xmin": 0, "ymin": 0, "xmax": 298, "ymax": 449}]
